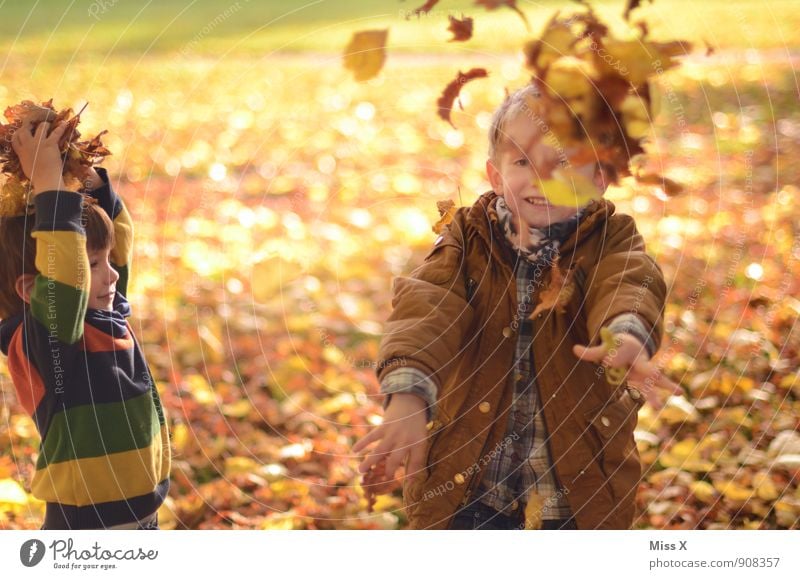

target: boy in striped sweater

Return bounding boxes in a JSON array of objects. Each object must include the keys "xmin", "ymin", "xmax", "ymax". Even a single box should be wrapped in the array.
[{"xmin": 0, "ymin": 119, "xmax": 170, "ymax": 529}]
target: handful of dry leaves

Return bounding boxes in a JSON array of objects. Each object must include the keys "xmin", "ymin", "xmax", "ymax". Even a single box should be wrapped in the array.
[{"xmin": 0, "ymin": 99, "xmax": 111, "ymax": 217}]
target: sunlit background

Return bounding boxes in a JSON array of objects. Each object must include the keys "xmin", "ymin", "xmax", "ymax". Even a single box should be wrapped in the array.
[{"xmin": 0, "ymin": 0, "xmax": 799, "ymax": 529}]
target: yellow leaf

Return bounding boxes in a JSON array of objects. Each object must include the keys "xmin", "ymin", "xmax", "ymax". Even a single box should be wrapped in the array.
[
  {"xmin": 713, "ymin": 480, "xmax": 753, "ymax": 502},
  {"xmin": 261, "ymin": 511, "xmax": 300, "ymax": 530},
  {"xmin": 524, "ymin": 491, "xmax": 544, "ymax": 530},
  {"xmin": 343, "ymin": 29, "xmax": 389, "ymax": 82},
  {"xmin": 536, "ymin": 167, "xmax": 602, "ymax": 208},
  {"xmin": 600, "ymin": 40, "xmax": 689, "ymax": 86},
  {"xmin": 0, "ymin": 478, "xmax": 29, "ymax": 513},
  {"xmin": 171, "ymin": 423, "xmax": 189, "ymax": 453},
  {"xmin": 371, "ymin": 494, "xmax": 401, "ymax": 513},
  {"xmin": 660, "ymin": 438, "xmax": 714, "ymax": 472},
  {"xmin": 157, "ymin": 497, "xmax": 178, "ymax": 530},
  {"xmin": 545, "ymin": 56, "xmax": 598, "ymax": 100},
  {"xmin": 689, "ymin": 480, "xmax": 717, "ymax": 503},
  {"xmin": 222, "ymin": 399, "xmax": 253, "ymax": 418},
  {"xmin": 620, "ymin": 94, "xmax": 651, "ymax": 139},
  {"xmin": 224, "ymin": 456, "xmax": 260, "ymax": 477},
  {"xmin": 185, "ymin": 374, "xmax": 218, "ymax": 406},
  {"xmin": 0, "ymin": 179, "xmax": 30, "ymax": 218},
  {"xmin": 524, "ymin": 13, "xmax": 576, "ymax": 71},
  {"xmin": 754, "ymin": 472, "xmax": 780, "ymax": 501},
  {"xmin": 658, "ymin": 396, "xmax": 700, "ymax": 425}
]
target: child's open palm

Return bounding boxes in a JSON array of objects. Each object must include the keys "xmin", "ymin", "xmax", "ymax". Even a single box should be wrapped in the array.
[{"xmin": 573, "ymin": 332, "xmax": 682, "ymax": 408}]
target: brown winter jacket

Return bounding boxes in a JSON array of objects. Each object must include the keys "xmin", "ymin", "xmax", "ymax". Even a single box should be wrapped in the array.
[{"xmin": 377, "ymin": 191, "xmax": 667, "ymax": 529}]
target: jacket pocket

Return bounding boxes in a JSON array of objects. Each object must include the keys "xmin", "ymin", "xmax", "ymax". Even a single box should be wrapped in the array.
[{"xmin": 583, "ymin": 388, "xmax": 645, "ymax": 501}]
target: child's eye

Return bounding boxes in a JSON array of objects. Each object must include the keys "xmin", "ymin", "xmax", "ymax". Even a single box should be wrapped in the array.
[{"xmin": 513, "ymin": 158, "xmax": 529, "ymax": 167}]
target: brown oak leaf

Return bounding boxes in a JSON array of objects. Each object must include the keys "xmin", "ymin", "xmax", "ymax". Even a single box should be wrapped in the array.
[
  {"xmin": 530, "ymin": 258, "xmax": 583, "ymax": 318},
  {"xmin": 436, "ymin": 68, "xmax": 488, "ymax": 127}
]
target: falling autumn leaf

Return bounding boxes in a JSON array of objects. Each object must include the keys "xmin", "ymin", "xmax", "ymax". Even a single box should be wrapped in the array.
[
  {"xmin": 411, "ymin": 0, "xmax": 440, "ymax": 17},
  {"xmin": 536, "ymin": 167, "xmax": 602, "ymax": 209},
  {"xmin": 447, "ymin": 15, "xmax": 474, "ymax": 42},
  {"xmin": 432, "ymin": 199, "xmax": 457, "ymax": 234},
  {"xmin": 343, "ymin": 29, "xmax": 389, "ymax": 82},
  {"xmin": 530, "ymin": 258, "xmax": 582, "ymax": 318},
  {"xmin": 436, "ymin": 68, "xmax": 488, "ymax": 127},
  {"xmin": 623, "ymin": 0, "xmax": 653, "ymax": 21},
  {"xmin": 474, "ymin": 0, "xmax": 529, "ymax": 29}
]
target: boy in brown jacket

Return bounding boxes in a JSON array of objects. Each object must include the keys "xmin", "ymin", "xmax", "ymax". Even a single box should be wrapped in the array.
[{"xmin": 354, "ymin": 85, "xmax": 679, "ymax": 530}]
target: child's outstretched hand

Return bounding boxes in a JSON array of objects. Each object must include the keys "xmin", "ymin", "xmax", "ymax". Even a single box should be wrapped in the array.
[
  {"xmin": 11, "ymin": 119, "xmax": 69, "ymax": 195},
  {"xmin": 352, "ymin": 393, "xmax": 429, "ymax": 506},
  {"xmin": 573, "ymin": 329, "xmax": 682, "ymax": 408}
]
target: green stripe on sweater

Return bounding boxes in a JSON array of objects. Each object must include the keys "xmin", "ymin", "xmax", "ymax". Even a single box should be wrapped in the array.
[
  {"xmin": 36, "ymin": 392, "xmax": 161, "ymax": 468},
  {"xmin": 29, "ymin": 276, "xmax": 87, "ymax": 345}
]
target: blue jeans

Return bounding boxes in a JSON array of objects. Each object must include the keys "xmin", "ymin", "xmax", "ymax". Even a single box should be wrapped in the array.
[{"xmin": 450, "ymin": 501, "xmax": 577, "ymax": 530}]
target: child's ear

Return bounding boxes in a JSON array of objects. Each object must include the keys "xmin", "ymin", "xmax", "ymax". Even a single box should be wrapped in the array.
[
  {"xmin": 15, "ymin": 274, "xmax": 35, "ymax": 305},
  {"xmin": 486, "ymin": 158, "xmax": 503, "ymax": 194}
]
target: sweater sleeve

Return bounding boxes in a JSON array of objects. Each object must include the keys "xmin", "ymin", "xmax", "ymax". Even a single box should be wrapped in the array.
[
  {"xmin": 29, "ymin": 190, "xmax": 89, "ymax": 345},
  {"xmin": 85, "ymin": 167, "xmax": 134, "ymax": 297}
]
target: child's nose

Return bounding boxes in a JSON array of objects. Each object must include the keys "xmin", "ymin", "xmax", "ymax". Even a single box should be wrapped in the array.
[{"xmin": 107, "ymin": 263, "xmax": 120, "ymax": 285}]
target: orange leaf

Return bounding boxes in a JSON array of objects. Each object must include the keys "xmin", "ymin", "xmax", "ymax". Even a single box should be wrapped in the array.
[
  {"xmin": 530, "ymin": 258, "xmax": 582, "ymax": 318},
  {"xmin": 343, "ymin": 29, "xmax": 389, "ymax": 82},
  {"xmin": 432, "ymin": 199, "xmax": 457, "ymax": 234}
]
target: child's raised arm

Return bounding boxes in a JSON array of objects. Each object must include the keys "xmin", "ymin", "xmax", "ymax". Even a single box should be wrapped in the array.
[{"xmin": 11, "ymin": 120, "xmax": 89, "ymax": 344}]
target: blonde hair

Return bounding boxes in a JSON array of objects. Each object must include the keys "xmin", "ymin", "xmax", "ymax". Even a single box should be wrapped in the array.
[
  {"xmin": 488, "ymin": 84, "xmax": 546, "ymax": 161},
  {"xmin": 487, "ymin": 84, "xmax": 617, "ymax": 183}
]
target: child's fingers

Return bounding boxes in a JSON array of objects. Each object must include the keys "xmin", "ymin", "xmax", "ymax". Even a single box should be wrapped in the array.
[
  {"xmin": 33, "ymin": 121, "xmax": 50, "ymax": 143},
  {"xmin": 46, "ymin": 122, "xmax": 68, "ymax": 143},
  {"xmin": 384, "ymin": 448, "xmax": 406, "ymax": 482},
  {"xmin": 352, "ymin": 426, "xmax": 383, "ymax": 455},
  {"xmin": 573, "ymin": 343, "xmax": 605, "ymax": 363},
  {"xmin": 16, "ymin": 119, "xmax": 33, "ymax": 143},
  {"xmin": 358, "ymin": 439, "xmax": 393, "ymax": 474}
]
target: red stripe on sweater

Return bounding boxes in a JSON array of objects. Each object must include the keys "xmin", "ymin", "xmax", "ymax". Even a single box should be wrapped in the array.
[{"xmin": 8, "ymin": 326, "xmax": 46, "ymax": 417}]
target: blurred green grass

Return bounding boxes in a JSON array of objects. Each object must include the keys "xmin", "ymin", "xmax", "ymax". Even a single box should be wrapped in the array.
[{"xmin": 1, "ymin": 0, "xmax": 799, "ymax": 59}]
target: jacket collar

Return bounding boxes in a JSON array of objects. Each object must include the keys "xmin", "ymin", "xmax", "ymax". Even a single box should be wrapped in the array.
[{"xmin": 463, "ymin": 191, "xmax": 615, "ymax": 263}]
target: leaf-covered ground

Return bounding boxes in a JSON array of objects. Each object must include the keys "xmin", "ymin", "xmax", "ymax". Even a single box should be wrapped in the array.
[{"xmin": 1, "ymin": 43, "xmax": 799, "ymax": 529}]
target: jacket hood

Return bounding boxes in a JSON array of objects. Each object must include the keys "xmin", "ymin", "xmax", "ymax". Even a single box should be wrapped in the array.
[{"xmin": 459, "ymin": 191, "xmax": 616, "ymax": 262}]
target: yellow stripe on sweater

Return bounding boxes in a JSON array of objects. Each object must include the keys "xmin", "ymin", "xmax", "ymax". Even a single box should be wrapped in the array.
[
  {"xmin": 110, "ymin": 204, "xmax": 133, "ymax": 268},
  {"xmin": 31, "ymin": 424, "xmax": 171, "ymax": 506},
  {"xmin": 32, "ymin": 230, "xmax": 89, "ymax": 290}
]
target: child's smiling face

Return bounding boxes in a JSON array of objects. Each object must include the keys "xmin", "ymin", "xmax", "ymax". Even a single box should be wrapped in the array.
[{"xmin": 486, "ymin": 112, "xmax": 603, "ymax": 229}]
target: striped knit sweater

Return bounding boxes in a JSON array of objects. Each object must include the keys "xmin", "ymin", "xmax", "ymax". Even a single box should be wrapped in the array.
[{"xmin": 0, "ymin": 169, "xmax": 170, "ymax": 529}]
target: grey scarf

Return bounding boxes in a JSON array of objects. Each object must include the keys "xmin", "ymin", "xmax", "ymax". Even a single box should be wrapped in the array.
[{"xmin": 495, "ymin": 196, "xmax": 589, "ymax": 265}]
